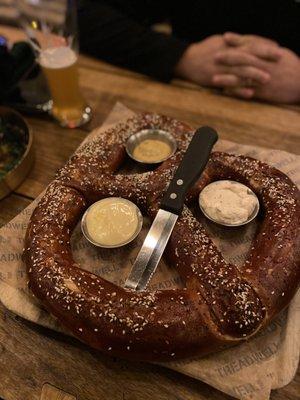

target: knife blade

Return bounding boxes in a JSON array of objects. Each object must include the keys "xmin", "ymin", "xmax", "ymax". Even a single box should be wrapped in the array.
[{"xmin": 124, "ymin": 126, "xmax": 218, "ymax": 291}]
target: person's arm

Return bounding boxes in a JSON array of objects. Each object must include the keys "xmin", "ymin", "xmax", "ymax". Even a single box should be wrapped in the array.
[{"xmin": 77, "ymin": 0, "xmax": 189, "ymax": 82}]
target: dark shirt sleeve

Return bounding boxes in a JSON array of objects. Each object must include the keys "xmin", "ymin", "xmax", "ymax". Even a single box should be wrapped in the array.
[{"xmin": 77, "ymin": 1, "xmax": 189, "ymax": 82}]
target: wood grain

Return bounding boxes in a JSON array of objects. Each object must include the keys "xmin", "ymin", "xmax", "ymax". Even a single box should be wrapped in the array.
[
  {"xmin": 0, "ymin": 25, "xmax": 26, "ymax": 43},
  {"xmin": 79, "ymin": 66, "xmax": 300, "ymax": 149},
  {"xmin": 12, "ymin": 67, "xmax": 300, "ymax": 200},
  {"xmin": 0, "ymin": 194, "xmax": 31, "ymax": 227},
  {"xmin": 40, "ymin": 384, "xmax": 76, "ymax": 400},
  {"xmin": 0, "ymin": 24, "xmax": 299, "ymax": 400},
  {"xmin": 0, "ymin": 303, "xmax": 232, "ymax": 400}
]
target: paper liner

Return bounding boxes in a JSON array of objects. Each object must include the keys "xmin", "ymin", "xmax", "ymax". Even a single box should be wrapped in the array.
[{"xmin": 0, "ymin": 103, "xmax": 299, "ymax": 400}]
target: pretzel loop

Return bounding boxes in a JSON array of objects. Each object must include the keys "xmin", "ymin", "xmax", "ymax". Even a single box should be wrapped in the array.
[{"xmin": 24, "ymin": 113, "xmax": 300, "ymax": 361}]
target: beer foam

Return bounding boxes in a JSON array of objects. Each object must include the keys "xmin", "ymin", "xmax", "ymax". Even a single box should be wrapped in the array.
[{"xmin": 39, "ymin": 46, "xmax": 77, "ymax": 69}]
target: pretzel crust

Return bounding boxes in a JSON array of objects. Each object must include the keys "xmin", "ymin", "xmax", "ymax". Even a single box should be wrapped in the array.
[{"xmin": 24, "ymin": 113, "xmax": 300, "ymax": 361}]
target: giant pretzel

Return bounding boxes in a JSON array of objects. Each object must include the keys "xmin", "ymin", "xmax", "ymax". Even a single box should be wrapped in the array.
[{"xmin": 24, "ymin": 113, "xmax": 300, "ymax": 361}]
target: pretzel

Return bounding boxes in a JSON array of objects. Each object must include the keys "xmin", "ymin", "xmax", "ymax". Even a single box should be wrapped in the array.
[{"xmin": 24, "ymin": 113, "xmax": 300, "ymax": 361}]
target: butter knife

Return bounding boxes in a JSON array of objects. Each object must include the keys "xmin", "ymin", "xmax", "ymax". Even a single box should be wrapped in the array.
[{"xmin": 124, "ymin": 126, "xmax": 218, "ymax": 291}]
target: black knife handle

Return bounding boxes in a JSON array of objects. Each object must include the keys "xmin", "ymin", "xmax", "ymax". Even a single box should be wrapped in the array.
[{"xmin": 160, "ymin": 126, "xmax": 218, "ymax": 215}]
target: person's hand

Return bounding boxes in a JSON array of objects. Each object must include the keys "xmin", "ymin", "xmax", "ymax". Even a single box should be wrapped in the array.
[
  {"xmin": 223, "ymin": 32, "xmax": 282, "ymax": 61},
  {"xmin": 212, "ymin": 33, "xmax": 283, "ymax": 98},
  {"xmin": 174, "ymin": 35, "xmax": 270, "ymax": 90},
  {"xmin": 215, "ymin": 34, "xmax": 300, "ymax": 103},
  {"xmin": 242, "ymin": 48, "xmax": 300, "ymax": 103}
]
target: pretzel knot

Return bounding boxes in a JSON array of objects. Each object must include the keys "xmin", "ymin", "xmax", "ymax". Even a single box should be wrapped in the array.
[{"xmin": 24, "ymin": 113, "xmax": 300, "ymax": 361}]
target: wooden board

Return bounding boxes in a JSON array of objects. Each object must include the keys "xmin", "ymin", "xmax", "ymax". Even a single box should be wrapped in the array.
[
  {"xmin": 40, "ymin": 384, "xmax": 76, "ymax": 400},
  {"xmin": 0, "ymin": 24, "xmax": 299, "ymax": 400}
]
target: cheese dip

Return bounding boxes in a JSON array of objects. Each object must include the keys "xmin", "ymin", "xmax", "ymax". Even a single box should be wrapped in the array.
[{"xmin": 83, "ymin": 198, "xmax": 142, "ymax": 247}]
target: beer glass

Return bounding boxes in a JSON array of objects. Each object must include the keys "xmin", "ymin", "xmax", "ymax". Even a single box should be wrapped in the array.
[{"xmin": 16, "ymin": 0, "xmax": 92, "ymax": 128}]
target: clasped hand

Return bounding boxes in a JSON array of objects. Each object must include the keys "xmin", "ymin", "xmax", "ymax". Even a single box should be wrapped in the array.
[{"xmin": 175, "ymin": 32, "xmax": 300, "ymax": 103}]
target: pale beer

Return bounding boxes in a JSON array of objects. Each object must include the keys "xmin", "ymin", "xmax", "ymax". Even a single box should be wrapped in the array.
[{"xmin": 39, "ymin": 46, "xmax": 90, "ymax": 127}]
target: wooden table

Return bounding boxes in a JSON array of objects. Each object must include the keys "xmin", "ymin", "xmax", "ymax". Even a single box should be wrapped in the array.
[{"xmin": 0, "ymin": 26, "xmax": 300, "ymax": 400}]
